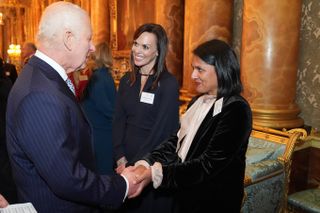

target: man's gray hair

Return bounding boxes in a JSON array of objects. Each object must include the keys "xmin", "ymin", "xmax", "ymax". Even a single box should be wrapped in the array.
[{"xmin": 37, "ymin": 2, "xmax": 88, "ymax": 48}]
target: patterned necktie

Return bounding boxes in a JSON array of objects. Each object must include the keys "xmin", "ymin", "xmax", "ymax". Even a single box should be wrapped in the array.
[{"xmin": 66, "ymin": 78, "xmax": 76, "ymax": 95}]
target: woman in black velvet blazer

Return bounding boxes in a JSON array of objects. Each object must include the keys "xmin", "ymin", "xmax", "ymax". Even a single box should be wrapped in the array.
[{"xmin": 132, "ymin": 39, "xmax": 253, "ymax": 213}]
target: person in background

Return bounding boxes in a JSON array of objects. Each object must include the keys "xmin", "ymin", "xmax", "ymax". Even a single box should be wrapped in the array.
[
  {"xmin": 0, "ymin": 193, "xmax": 9, "ymax": 208},
  {"xmin": 112, "ymin": 23, "xmax": 180, "ymax": 213},
  {"xmin": 6, "ymin": 2, "xmax": 139, "ymax": 212},
  {"xmin": 81, "ymin": 42, "xmax": 117, "ymax": 175},
  {"xmin": 2, "ymin": 59, "xmax": 18, "ymax": 84},
  {"xmin": 131, "ymin": 39, "xmax": 253, "ymax": 213},
  {"xmin": 68, "ymin": 57, "xmax": 93, "ymax": 101},
  {"xmin": 0, "ymin": 58, "xmax": 17, "ymax": 205},
  {"xmin": 21, "ymin": 42, "xmax": 37, "ymax": 65}
]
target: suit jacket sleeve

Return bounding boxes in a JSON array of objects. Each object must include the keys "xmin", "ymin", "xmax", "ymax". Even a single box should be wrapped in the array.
[{"xmin": 15, "ymin": 92, "xmax": 126, "ymax": 208}]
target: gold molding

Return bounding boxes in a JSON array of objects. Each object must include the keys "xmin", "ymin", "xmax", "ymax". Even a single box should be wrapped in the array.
[
  {"xmin": 109, "ymin": 0, "xmax": 117, "ymax": 51},
  {"xmin": 252, "ymin": 107, "xmax": 304, "ymax": 129}
]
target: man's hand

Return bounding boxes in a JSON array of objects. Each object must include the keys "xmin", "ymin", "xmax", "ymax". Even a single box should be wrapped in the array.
[
  {"xmin": 121, "ymin": 166, "xmax": 141, "ymax": 198},
  {"xmin": 128, "ymin": 165, "xmax": 152, "ymax": 198}
]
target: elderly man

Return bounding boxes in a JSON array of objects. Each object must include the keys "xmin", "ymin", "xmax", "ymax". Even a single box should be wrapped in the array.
[
  {"xmin": 21, "ymin": 42, "xmax": 37, "ymax": 65},
  {"xmin": 6, "ymin": 2, "xmax": 138, "ymax": 212}
]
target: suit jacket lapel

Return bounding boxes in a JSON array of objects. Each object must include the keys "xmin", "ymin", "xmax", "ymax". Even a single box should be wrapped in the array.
[
  {"xmin": 29, "ymin": 56, "xmax": 76, "ymax": 100},
  {"xmin": 185, "ymin": 97, "xmax": 229, "ymax": 160}
]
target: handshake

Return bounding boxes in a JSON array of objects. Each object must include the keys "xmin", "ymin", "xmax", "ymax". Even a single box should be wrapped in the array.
[
  {"xmin": 117, "ymin": 161, "xmax": 162, "ymax": 199},
  {"xmin": 120, "ymin": 164, "xmax": 152, "ymax": 198}
]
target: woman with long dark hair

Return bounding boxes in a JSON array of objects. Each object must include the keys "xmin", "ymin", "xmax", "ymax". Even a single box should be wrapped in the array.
[
  {"xmin": 132, "ymin": 39, "xmax": 252, "ymax": 213},
  {"xmin": 112, "ymin": 23, "xmax": 180, "ymax": 213}
]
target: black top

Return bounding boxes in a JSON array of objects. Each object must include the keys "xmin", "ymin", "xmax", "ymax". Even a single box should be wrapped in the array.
[{"xmin": 112, "ymin": 70, "xmax": 180, "ymax": 164}]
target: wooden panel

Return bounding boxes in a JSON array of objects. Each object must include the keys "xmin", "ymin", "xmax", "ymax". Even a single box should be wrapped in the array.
[
  {"xmin": 308, "ymin": 147, "xmax": 320, "ymax": 187},
  {"xmin": 289, "ymin": 148, "xmax": 310, "ymax": 194},
  {"xmin": 289, "ymin": 146, "xmax": 320, "ymax": 194}
]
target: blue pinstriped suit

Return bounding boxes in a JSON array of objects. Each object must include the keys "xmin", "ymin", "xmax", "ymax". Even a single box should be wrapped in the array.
[{"xmin": 6, "ymin": 56, "xmax": 126, "ymax": 212}]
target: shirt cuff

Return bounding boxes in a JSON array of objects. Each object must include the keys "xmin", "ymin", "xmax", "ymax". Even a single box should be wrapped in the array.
[
  {"xmin": 120, "ymin": 174, "xmax": 129, "ymax": 202},
  {"xmin": 151, "ymin": 162, "xmax": 163, "ymax": 189},
  {"xmin": 117, "ymin": 156, "xmax": 128, "ymax": 167},
  {"xmin": 134, "ymin": 160, "xmax": 150, "ymax": 168}
]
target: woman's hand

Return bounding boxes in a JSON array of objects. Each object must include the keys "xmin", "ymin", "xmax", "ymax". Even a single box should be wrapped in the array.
[
  {"xmin": 115, "ymin": 156, "xmax": 128, "ymax": 174},
  {"xmin": 115, "ymin": 163, "xmax": 126, "ymax": 174}
]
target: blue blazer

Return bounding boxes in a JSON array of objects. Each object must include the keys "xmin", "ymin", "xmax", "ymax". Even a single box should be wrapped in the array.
[
  {"xmin": 6, "ymin": 56, "xmax": 126, "ymax": 213},
  {"xmin": 81, "ymin": 67, "xmax": 116, "ymax": 175}
]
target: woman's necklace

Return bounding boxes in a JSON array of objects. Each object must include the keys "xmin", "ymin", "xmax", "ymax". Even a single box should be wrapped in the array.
[
  {"xmin": 139, "ymin": 68, "xmax": 154, "ymax": 76},
  {"xmin": 139, "ymin": 69, "xmax": 153, "ymax": 94},
  {"xmin": 140, "ymin": 73, "xmax": 152, "ymax": 76}
]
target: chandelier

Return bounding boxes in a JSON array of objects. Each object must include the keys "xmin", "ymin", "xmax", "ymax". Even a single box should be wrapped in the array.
[{"xmin": 7, "ymin": 44, "xmax": 21, "ymax": 58}]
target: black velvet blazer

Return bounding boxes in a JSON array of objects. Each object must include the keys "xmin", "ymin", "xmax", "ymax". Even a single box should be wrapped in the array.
[{"xmin": 143, "ymin": 94, "xmax": 252, "ymax": 213}]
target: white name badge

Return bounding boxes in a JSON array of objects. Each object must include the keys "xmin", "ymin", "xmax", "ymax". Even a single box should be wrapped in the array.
[
  {"xmin": 213, "ymin": 97, "xmax": 223, "ymax": 116},
  {"xmin": 140, "ymin": 92, "xmax": 155, "ymax": 104}
]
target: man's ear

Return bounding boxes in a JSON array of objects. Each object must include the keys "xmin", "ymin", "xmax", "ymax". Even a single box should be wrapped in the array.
[{"xmin": 63, "ymin": 30, "xmax": 73, "ymax": 51}]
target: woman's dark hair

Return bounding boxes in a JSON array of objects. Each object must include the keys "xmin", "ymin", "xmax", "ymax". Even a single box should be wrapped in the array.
[
  {"xmin": 193, "ymin": 39, "xmax": 243, "ymax": 98},
  {"xmin": 129, "ymin": 23, "xmax": 168, "ymax": 89}
]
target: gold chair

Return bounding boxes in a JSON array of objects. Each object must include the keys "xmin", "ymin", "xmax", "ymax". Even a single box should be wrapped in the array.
[{"xmin": 242, "ymin": 125, "xmax": 307, "ymax": 213}]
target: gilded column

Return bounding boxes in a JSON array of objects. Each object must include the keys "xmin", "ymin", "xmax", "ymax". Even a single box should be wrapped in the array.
[
  {"xmin": 27, "ymin": 0, "xmax": 42, "ymax": 42},
  {"xmin": 183, "ymin": 0, "xmax": 233, "ymax": 95},
  {"xmin": 241, "ymin": 0, "xmax": 303, "ymax": 128},
  {"xmin": 155, "ymin": 0, "xmax": 184, "ymax": 85},
  {"xmin": 16, "ymin": 8, "xmax": 23, "ymax": 45},
  {"xmin": 24, "ymin": 5, "xmax": 33, "ymax": 42},
  {"xmin": 90, "ymin": 0, "xmax": 110, "ymax": 45}
]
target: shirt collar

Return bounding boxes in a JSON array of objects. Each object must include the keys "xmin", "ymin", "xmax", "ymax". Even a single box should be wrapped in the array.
[{"xmin": 35, "ymin": 50, "xmax": 68, "ymax": 81}]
